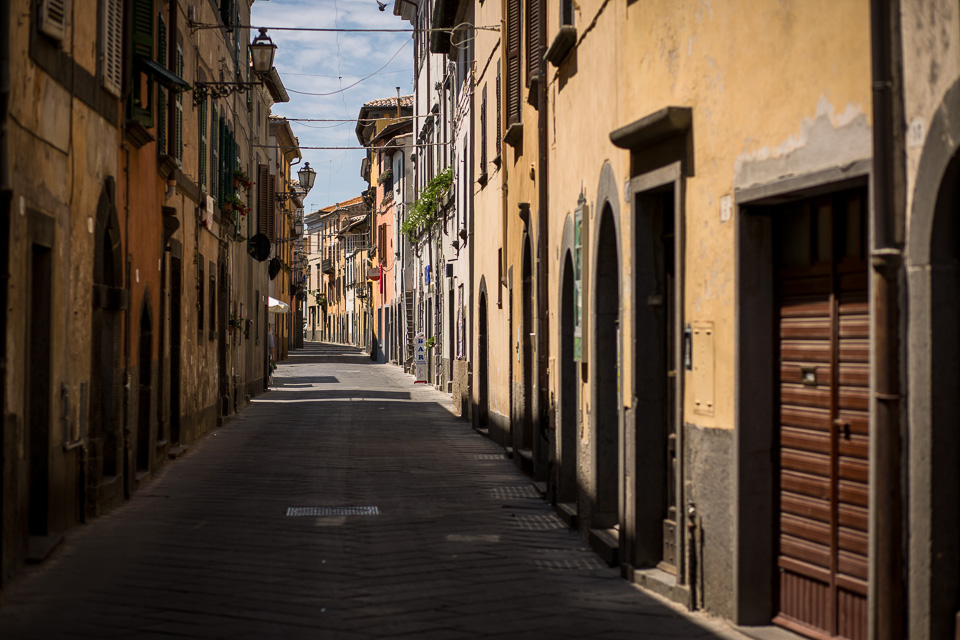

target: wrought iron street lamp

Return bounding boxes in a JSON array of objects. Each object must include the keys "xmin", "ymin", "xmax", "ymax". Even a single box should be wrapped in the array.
[
  {"xmin": 297, "ymin": 163, "xmax": 317, "ymax": 191},
  {"xmin": 193, "ymin": 28, "xmax": 276, "ymax": 106}
]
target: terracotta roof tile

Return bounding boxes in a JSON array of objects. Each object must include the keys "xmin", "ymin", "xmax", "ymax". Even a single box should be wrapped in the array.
[{"xmin": 362, "ymin": 94, "xmax": 413, "ymax": 109}]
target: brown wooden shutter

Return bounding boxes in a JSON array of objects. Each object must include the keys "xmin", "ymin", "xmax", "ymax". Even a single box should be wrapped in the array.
[
  {"xmin": 101, "ymin": 0, "xmax": 123, "ymax": 96},
  {"xmin": 506, "ymin": 0, "xmax": 522, "ymax": 126},
  {"xmin": 39, "ymin": 0, "xmax": 68, "ymax": 41},
  {"xmin": 496, "ymin": 60, "xmax": 502, "ymax": 157},
  {"xmin": 480, "ymin": 83, "xmax": 487, "ymax": 172},
  {"xmin": 526, "ymin": 0, "xmax": 542, "ymax": 84},
  {"xmin": 266, "ymin": 174, "xmax": 277, "ymax": 244},
  {"xmin": 257, "ymin": 164, "xmax": 270, "ymax": 236}
]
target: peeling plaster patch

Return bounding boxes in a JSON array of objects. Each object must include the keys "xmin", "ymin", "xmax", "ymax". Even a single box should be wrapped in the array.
[{"xmin": 734, "ymin": 97, "xmax": 871, "ymax": 190}]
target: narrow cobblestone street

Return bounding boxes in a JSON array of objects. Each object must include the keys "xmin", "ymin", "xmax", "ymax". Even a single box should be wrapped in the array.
[{"xmin": 0, "ymin": 343, "xmax": 746, "ymax": 639}]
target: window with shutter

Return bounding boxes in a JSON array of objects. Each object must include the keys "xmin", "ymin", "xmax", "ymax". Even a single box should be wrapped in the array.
[
  {"xmin": 156, "ymin": 14, "xmax": 167, "ymax": 153},
  {"xmin": 561, "ymin": 0, "xmax": 574, "ymax": 26},
  {"xmin": 495, "ymin": 60, "xmax": 502, "ymax": 157},
  {"xmin": 267, "ymin": 174, "xmax": 277, "ymax": 243},
  {"xmin": 479, "ymin": 83, "xmax": 488, "ymax": 177},
  {"xmin": 175, "ymin": 46, "xmax": 184, "ymax": 164},
  {"xmin": 210, "ymin": 106, "xmax": 219, "ymax": 200},
  {"xmin": 101, "ymin": 0, "xmax": 123, "ymax": 97},
  {"xmin": 257, "ymin": 164, "xmax": 270, "ymax": 236},
  {"xmin": 199, "ymin": 97, "xmax": 207, "ymax": 191},
  {"xmin": 220, "ymin": 0, "xmax": 234, "ymax": 27},
  {"xmin": 526, "ymin": 0, "xmax": 542, "ymax": 84},
  {"xmin": 39, "ymin": 0, "xmax": 68, "ymax": 42},
  {"xmin": 506, "ymin": 0, "xmax": 522, "ymax": 126},
  {"xmin": 198, "ymin": 257, "xmax": 205, "ymax": 337},
  {"xmin": 130, "ymin": 0, "xmax": 154, "ymax": 127},
  {"xmin": 208, "ymin": 262, "xmax": 216, "ymax": 338}
]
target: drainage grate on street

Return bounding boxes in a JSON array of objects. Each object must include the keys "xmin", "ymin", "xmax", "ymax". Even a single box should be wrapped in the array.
[
  {"xmin": 286, "ymin": 506, "xmax": 380, "ymax": 517},
  {"xmin": 511, "ymin": 514, "xmax": 565, "ymax": 530},
  {"xmin": 473, "ymin": 453, "xmax": 505, "ymax": 461},
  {"xmin": 489, "ymin": 485, "xmax": 540, "ymax": 500},
  {"xmin": 530, "ymin": 557, "xmax": 608, "ymax": 571}
]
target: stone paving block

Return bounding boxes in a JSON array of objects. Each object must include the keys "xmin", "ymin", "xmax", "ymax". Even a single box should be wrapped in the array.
[{"xmin": 0, "ymin": 343, "xmax": 749, "ymax": 640}]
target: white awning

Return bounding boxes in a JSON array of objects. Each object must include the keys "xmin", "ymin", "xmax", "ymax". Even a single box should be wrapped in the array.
[{"xmin": 268, "ymin": 297, "xmax": 290, "ymax": 314}]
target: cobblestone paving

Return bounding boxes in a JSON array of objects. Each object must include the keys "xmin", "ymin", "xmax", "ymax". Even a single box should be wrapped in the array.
[{"xmin": 0, "ymin": 343, "xmax": 749, "ymax": 640}]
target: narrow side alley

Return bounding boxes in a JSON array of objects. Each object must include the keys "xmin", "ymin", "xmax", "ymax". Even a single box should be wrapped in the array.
[{"xmin": 0, "ymin": 343, "xmax": 744, "ymax": 640}]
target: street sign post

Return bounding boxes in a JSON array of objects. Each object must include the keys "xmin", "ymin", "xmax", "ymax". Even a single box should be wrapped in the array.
[{"xmin": 414, "ymin": 332, "xmax": 427, "ymax": 383}]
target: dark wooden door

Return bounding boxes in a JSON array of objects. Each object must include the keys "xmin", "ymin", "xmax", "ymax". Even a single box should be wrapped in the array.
[{"xmin": 774, "ymin": 190, "xmax": 869, "ymax": 640}]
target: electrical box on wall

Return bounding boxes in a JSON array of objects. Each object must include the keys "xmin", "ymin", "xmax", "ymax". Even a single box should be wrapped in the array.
[{"xmin": 692, "ymin": 322, "xmax": 715, "ymax": 416}]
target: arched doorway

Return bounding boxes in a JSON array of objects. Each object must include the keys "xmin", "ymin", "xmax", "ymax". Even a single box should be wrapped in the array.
[
  {"xmin": 90, "ymin": 180, "xmax": 123, "ymax": 493},
  {"xmin": 919, "ymin": 148, "xmax": 960, "ymax": 639},
  {"xmin": 136, "ymin": 296, "xmax": 153, "ymax": 475},
  {"xmin": 478, "ymin": 287, "xmax": 489, "ymax": 427},
  {"xmin": 593, "ymin": 205, "xmax": 620, "ymax": 530},
  {"xmin": 559, "ymin": 253, "xmax": 578, "ymax": 506}
]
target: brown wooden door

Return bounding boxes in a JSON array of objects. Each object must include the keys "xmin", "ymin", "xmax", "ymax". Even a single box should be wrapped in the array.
[{"xmin": 774, "ymin": 190, "xmax": 869, "ymax": 640}]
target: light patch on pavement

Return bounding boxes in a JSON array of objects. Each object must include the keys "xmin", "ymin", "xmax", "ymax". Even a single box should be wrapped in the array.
[
  {"xmin": 446, "ymin": 534, "xmax": 501, "ymax": 543},
  {"xmin": 286, "ymin": 506, "xmax": 380, "ymax": 517}
]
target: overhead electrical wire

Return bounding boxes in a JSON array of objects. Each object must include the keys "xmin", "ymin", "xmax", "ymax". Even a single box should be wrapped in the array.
[
  {"xmin": 189, "ymin": 22, "xmax": 500, "ymax": 33},
  {"xmin": 286, "ymin": 40, "xmax": 410, "ymax": 96}
]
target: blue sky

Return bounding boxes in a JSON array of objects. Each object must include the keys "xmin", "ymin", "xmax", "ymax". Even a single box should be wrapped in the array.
[{"xmin": 251, "ymin": 0, "xmax": 413, "ymax": 211}]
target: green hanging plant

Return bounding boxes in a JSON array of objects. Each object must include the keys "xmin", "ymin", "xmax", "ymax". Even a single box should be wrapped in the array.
[{"xmin": 399, "ymin": 167, "xmax": 453, "ymax": 242}]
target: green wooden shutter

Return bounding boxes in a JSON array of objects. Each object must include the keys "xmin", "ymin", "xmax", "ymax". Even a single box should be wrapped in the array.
[
  {"xmin": 175, "ymin": 45, "xmax": 184, "ymax": 164},
  {"xmin": 130, "ymin": 0, "xmax": 154, "ymax": 127},
  {"xmin": 156, "ymin": 14, "xmax": 166, "ymax": 153},
  {"xmin": 210, "ymin": 106, "xmax": 219, "ymax": 203},
  {"xmin": 199, "ymin": 96, "xmax": 207, "ymax": 191}
]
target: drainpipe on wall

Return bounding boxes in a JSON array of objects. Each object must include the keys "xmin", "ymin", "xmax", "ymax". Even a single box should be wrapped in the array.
[
  {"xmin": 536, "ymin": 10, "xmax": 550, "ymax": 487},
  {"xmin": 0, "ymin": 0, "xmax": 10, "ymax": 592},
  {"xmin": 869, "ymin": 1, "xmax": 905, "ymax": 638}
]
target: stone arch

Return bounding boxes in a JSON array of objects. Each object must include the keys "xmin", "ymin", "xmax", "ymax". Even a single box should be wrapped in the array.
[
  {"xmin": 590, "ymin": 200, "xmax": 622, "ymax": 534},
  {"xmin": 906, "ymin": 78, "xmax": 960, "ymax": 639},
  {"xmin": 477, "ymin": 275, "xmax": 490, "ymax": 428},
  {"xmin": 89, "ymin": 178, "xmax": 123, "ymax": 499}
]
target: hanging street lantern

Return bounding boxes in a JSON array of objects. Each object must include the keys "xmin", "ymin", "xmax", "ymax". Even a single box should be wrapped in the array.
[{"xmin": 250, "ymin": 28, "xmax": 277, "ymax": 75}]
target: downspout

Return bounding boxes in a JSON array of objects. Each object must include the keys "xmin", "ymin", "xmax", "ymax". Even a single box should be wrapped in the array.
[
  {"xmin": 0, "ymin": 0, "xmax": 10, "ymax": 589},
  {"xmin": 536, "ymin": 1, "xmax": 549, "ymax": 484},
  {"xmin": 869, "ymin": 1, "xmax": 905, "ymax": 638}
]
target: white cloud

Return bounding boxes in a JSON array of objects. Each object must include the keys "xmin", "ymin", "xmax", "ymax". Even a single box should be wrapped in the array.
[{"xmin": 252, "ymin": 0, "xmax": 413, "ymax": 210}]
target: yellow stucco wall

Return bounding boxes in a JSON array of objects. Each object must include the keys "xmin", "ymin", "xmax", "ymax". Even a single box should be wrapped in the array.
[{"xmin": 547, "ymin": 0, "xmax": 872, "ymax": 432}]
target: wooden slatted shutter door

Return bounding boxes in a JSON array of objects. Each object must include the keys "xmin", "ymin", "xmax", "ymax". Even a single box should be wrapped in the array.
[
  {"xmin": 526, "ymin": 0, "xmax": 541, "ymax": 84},
  {"xmin": 506, "ymin": 0, "xmax": 522, "ymax": 126},
  {"xmin": 257, "ymin": 164, "xmax": 270, "ymax": 236},
  {"xmin": 775, "ymin": 191, "xmax": 869, "ymax": 640},
  {"xmin": 39, "ymin": 0, "xmax": 68, "ymax": 42},
  {"xmin": 101, "ymin": 0, "xmax": 123, "ymax": 97}
]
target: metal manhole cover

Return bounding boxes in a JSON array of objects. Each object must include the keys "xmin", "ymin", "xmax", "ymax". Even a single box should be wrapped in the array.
[
  {"xmin": 286, "ymin": 506, "xmax": 380, "ymax": 517},
  {"xmin": 511, "ymin": 514, "xmax": 565, "ymax": 530},
  {"xmin": 530, "ymin": 557, "xmax": 607, "ymax": 571},
  {"xmin": 489, "ymin": 485, "xmax": 540, "ymax": 500}
]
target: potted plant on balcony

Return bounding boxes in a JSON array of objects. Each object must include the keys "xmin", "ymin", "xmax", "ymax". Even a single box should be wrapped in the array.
[
  {"xmin": 223, "ymin": 193, "xmax": 243, "ymax": 214},
  {"xmin": 233, "ymin": 169, "xmax": 253, "ymax": 191}
]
